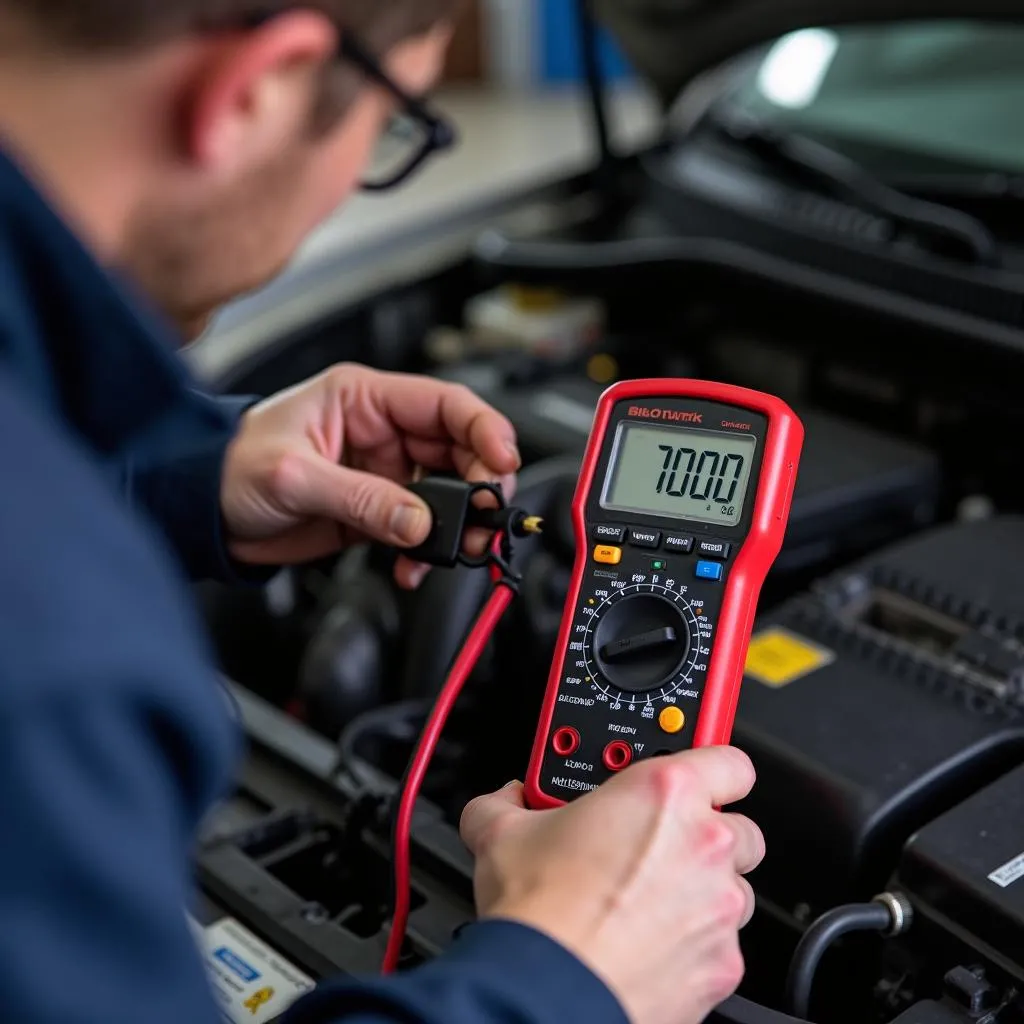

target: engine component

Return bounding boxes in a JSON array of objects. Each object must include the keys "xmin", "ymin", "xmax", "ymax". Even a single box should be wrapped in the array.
[
  {"xmin": 463, "ymin": 285, "xmax": 605, "ymax": 360},
  {"xmin": 198, "ymin": 806, "xmax": 466, "ymax": 981},
  {"xmin": 896, "ymin": 761, "xmax": 1024, "ymax": 985},
  {"xmin": 296, "ymin": 547, "xmax": 403, "ymax": 741},
  {"xmin": 786, "ymin": 895, "xmax": 911, "ymax": 1020},
  {"xmin": 881, "ymin": 998, "xmax": 1006, "ymax": 1024},
  {"xmin": 735, "ymin": 517, "xmax": 1024, "ymax": 927}
]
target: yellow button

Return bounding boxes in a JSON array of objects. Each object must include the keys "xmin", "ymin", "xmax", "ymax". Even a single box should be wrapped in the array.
[
  {"xmin": 593, "ymin": 545, "xmax": 623, "ymax": 565},
  {"xmin": 659, "ymin": 707, "xmax": 686, "ymax": 734}
]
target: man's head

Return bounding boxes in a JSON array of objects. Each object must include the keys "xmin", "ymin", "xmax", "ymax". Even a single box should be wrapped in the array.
[{"xmin": 0, "ymin": 1, "xmax": 462, "ymax": 336}]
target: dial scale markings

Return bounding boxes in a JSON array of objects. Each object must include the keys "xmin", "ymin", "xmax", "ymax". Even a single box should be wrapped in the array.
[{"xmin": 569, "ymin": 576, "xmax": 714, "ymax": 709}]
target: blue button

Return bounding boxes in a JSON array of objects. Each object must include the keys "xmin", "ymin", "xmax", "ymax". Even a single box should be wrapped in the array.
[{"xmin": 695, "ymin": 560, "xmax": 723, "ymax": 582}]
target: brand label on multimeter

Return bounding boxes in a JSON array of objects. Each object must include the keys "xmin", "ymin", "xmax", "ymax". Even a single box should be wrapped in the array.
[{"xmin": 527, "ymin": 383, "xmax": 803, "ymax": 809}]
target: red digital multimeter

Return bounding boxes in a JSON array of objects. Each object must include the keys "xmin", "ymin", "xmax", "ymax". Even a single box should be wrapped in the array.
[{"xmin": 524, "ymin": 379, "xmax": 804, "ymax": 809}]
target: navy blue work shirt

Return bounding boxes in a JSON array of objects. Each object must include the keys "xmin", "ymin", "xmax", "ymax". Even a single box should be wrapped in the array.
[{"xmin": 0, "ymin": 147, "xmax": 628, "ymax": 1024}]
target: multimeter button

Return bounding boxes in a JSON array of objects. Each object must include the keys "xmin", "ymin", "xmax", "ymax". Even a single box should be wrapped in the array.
[
  {"xmin": 658, "ymin": 707, "xmax": 686, "ymax": 734},
  {"xmin": 697, "ymin": 539, "xmax": 732, "ymax": 560},
  {"xmin": 602, "ymin": 741, "xmax": 634, "ymax": 772},
  {"xmin": 552, "ymin": 727, "xmax": 581, "ymax": 757},
  {"xmin": 593, "ymin": 524, "xmax": 626, "ymax": 544},
  {"xmin": 594, "ymin": 545, "xmax": 623, "ymax": 565},
  {"xmin": 695, "ymin": 560, "xmax": 723, "ymax": 582},
  {"xmin": 628, "ymin": 529, "xmax": 661, "ymax": 550},
  {"xmin": 664, "ymin": 535, "xmax": 695, "ymax": 554}
]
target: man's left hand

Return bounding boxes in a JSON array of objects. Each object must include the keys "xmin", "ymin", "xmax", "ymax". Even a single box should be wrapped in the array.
[{"xmin": 221, "ymin": 365, "xmax": 521, "ymax": 589}]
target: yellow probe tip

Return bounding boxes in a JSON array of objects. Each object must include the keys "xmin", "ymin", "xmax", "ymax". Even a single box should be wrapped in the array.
[{"xmin": 522, "ymin": 516, "xmax": 545, "ymax": 535}]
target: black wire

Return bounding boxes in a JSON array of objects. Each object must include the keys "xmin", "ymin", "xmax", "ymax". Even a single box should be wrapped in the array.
[
  {"xmin": 785, "ymin": 902, "xmax": 894, "ymax": 1020},
  {"xmin": 331, "ymin": 700, "xmax": 429, "ymax": 787}
]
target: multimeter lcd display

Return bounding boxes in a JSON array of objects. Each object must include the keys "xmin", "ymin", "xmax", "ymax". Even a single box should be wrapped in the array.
[{"xmin": 601, "ymin": 423, "xmax": 758, "ymax": 527}]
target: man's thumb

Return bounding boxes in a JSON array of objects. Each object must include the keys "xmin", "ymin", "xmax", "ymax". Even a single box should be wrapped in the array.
[
  {"xmin": 460, "ymin": 782, "xmax": 527, "ymax": 854},
  {"xmin": 293, "ymin": 457, "xmax": 432, "ymax": 548}
]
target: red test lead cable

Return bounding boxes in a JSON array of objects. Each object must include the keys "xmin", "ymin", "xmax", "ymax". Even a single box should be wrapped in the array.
[{"xmin": 381, "ymin": 548, "xmax": 515, "ymax": 975}]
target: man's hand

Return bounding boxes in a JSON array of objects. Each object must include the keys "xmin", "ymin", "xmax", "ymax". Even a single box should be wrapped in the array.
[
  {"xmin": 461, "ymin": 748, "xmax": 763, "ymax": 1024},
  {"xmin": 221, "ymin": 365, "xmax": 521, "ymax": 588}
]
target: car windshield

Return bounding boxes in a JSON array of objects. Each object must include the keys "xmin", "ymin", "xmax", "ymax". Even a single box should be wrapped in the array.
[{"xmin": 723, "ymin": 21, "xmax": 1024, "ymax": 176}]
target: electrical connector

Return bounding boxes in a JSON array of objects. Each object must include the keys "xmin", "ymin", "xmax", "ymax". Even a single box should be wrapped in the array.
[
  {"xmin": 404, "ymin": 477, "xmax": 544, "ymax": 569},
  {"xmin": 468, "ymin": 506, "xmax": 545, "ymax": 539}
]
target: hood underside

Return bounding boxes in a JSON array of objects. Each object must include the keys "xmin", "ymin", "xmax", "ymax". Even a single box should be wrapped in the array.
[{"xmin": 592, "ymin": 0, "xmax": 1024, "ymax": 108}]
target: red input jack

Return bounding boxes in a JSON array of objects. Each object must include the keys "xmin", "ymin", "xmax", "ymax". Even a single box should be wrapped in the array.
[
  {"xmin": 602, "ymin": 741, "xmax": 633, "ymax": 772},
  {"xmin": 552, "ymin": 727, "xmax": 581, "ymax": 757}
]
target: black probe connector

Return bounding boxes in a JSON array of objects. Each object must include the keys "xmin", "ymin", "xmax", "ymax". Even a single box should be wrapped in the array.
[{"xmin": 404, "ymin": 477, "xmax": 543, "ymax": 570}]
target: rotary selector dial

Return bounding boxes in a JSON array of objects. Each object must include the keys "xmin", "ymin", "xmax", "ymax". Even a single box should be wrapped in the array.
[{"xmin": 582, "ymin": 583, "xmax": 706, "ymax": 703}]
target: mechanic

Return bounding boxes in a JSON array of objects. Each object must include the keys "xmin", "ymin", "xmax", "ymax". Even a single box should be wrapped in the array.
[{"xmin": 0, "ymin": 2, "xmax": 764, "ymax": 1023}]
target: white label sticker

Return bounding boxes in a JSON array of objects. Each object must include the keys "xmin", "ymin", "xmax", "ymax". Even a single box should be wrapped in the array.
[
  {"xmin": 190, "ymin": 916, "xmax": 315, "ymax": 1023},
  {"xmin": 988, "ymin": 852, "xmax": 1024, "ymax": 888}
]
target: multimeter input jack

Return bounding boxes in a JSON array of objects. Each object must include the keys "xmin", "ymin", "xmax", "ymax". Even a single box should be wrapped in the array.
[
  {"xmin": 602, "ymin": 741, "xmax": 634, "ymax": 772},
  {"xmin": 552, "ymin": 727, "xmax": 581, "ymax": 757}
]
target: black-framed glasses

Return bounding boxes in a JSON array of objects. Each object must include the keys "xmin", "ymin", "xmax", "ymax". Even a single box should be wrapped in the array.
[{"xmin": 338, "ymin": 34, "xmax": 457, "ymax": 191}]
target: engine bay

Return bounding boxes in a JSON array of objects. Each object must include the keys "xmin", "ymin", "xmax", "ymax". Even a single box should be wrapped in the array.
[{"xmin": 193, "ymin": 133, "xmax": 1024, "ymax": 1024}]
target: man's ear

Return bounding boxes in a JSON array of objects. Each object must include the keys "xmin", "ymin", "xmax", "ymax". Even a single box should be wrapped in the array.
[{"xmin": 183, "ymin": 11, "xmax": 339, "ymax": 176}]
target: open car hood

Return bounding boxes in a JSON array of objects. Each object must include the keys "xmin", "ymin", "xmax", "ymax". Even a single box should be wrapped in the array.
[{"xmin": 593, "ymin": 0, "xmax": 1024, "ymax": 108}]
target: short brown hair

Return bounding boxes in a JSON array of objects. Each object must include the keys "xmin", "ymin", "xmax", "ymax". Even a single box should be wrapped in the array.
[{"xmin": 0, "ymin": 0, "xmax": 461, "ymax": 53}]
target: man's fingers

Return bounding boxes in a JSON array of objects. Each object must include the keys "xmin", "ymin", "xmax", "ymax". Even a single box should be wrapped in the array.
[
  {"xmin": 368, "ymin": 374, "xmax": 521, "ymax": 477},
  {"xmin": 231, "ymin": 520, "xmax": 344, "ymax": 566},
  {"xmin": 645, "ymin": 747, "xmax": 757, "ymax": 809},
  {"xmin": 404, "ymin": 437, "xmax": 456, "ymax": 473},
  {"xmin": 394, "ymin": 556, "xmax": 432, "ymax": 591},
  {"xmin": 460, "ymin": 782, "xmax": 529, "ymax": 854},
  {"xmin": 404, "ymin": 438, "xmax": 519, "ymax": 504},
  {"xmin": 279, "ymin": 454, "xmax": 432, "ymax": 548},
  {"xmin": 721, "ymin": 813, "xmax": 765, "ymax": 875},
  {"xmin": 738, "ymin": 877, "xmax": 757, "ymax": 928}
]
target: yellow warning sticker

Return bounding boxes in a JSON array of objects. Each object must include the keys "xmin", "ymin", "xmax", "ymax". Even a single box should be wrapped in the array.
[{"xmin": 745, "ymin": 628, "xmax": 835, "ymax": 688}]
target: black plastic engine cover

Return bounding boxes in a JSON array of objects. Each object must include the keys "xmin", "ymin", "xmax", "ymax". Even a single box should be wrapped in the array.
[
  {"xmin": 735, "ymin": 517, "xmax": 1024, "ymax": 921},
  {"xmin": 896, "ymin": 762, "xmax": 1024, "ymax": 982}
]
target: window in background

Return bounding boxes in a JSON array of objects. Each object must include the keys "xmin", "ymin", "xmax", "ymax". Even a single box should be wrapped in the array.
[{"xmin": 727, "ymin": 21, "xmax": 1024, "ymax": 174}]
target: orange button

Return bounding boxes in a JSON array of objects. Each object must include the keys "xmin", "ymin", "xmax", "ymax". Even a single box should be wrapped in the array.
[
  {"xmin": 659, "ymin": 707, "xmax": 686, "ymax": 734},
  {"xmin": 594, "ymin": 545, "xmax": 623, "ymax": 565}
]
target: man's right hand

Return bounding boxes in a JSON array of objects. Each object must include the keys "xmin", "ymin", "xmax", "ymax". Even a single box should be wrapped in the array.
[{"xmin": 460, "ymin": 747, "xmax": 763, "ymax": 1024}]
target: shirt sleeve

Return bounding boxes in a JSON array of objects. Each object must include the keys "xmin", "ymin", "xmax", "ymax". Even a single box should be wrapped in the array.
[
  {"xmin": 120, "ymin": 392, "xmax": 277, "ymax": 585},
  {"xmin": 0, "ymin": 374, "xmax": 242, "ymax": 1024},
  {"xmin": 0, "ymin": 696, "xmax": 228, "ymax": 1024},
  {"xmin": 283, "ymin": 921, "xmax": 630, "ymax": 1024}
]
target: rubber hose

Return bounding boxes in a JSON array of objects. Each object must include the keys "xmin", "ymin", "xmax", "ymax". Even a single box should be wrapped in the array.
[
  {"xmin": 714, "ymin": 995, "xmax": 808, "ymax": 1024},
  {"xmin": 785, "ymin": 901, "xmax": 894, "ymax": 1020}
]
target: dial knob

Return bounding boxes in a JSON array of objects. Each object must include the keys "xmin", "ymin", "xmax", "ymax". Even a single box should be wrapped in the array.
[{"xmin": 593, "ymin": 594, "xmax": 692, "ymax": 693}]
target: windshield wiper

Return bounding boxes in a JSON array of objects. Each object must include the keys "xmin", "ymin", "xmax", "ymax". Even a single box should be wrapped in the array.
[{"xmin": 706, "ymin": 107, "xmax": 1001, "ymax": 267}]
